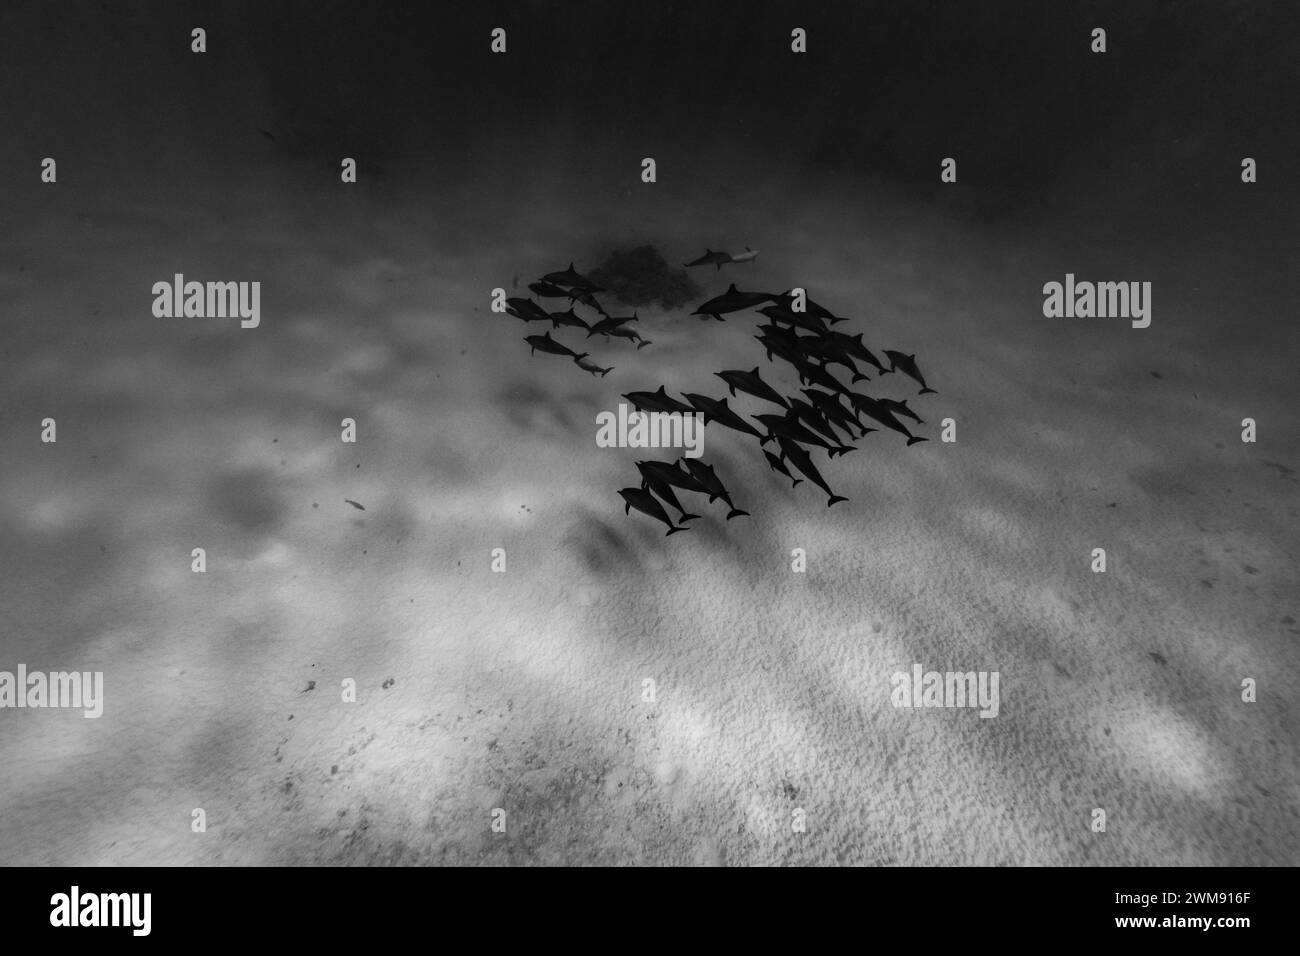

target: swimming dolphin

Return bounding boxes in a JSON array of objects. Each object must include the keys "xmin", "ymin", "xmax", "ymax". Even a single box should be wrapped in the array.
[
  {"xmin": 826, "ymin": 331, "xmax": 889, "ymax": 375},
  {"xmin": 529, "ymin": 280, "xmax": 573, "ymax": 299},
  {"xmin": 681, "ymin": 393, "xmax": 766, "ymax": 440},
  {"xmin": 797, "ymin": 335, "xmax": 869, "ymax": 383},
  {"xmin": 568, "ymin": 287, "xmax": 608, "ymax": 315},
  {"xmin": 549, "ymin": 308, "xmax": 590, "ymax": 331},
  {"xmin": 771, "ymin": 290, "xmax": 850, "ymax": 325},
  {"xmin": 755, "ymin": 332, "xmax": 812, "ymax": 371},
  {"xmin": 608, "ymin": 325, "xmax": 651, "ymax": 349},
  {"xmin": 619, "ymin": 486, "xmax": 689, "ymax": 535},
  {"xmin": 801, "ymin": 388, "xmax": 874, "ymax": 439},
  {"xmin": 637, "ymin": 459, "xmax": 711, "ymax": 496},
  {"xmin": 882, "ymin": 350, "xmax": 937, "ymax": 394},
  {"xmin": 680, "ymin": 459, "xmax": 749, "ymax": 520},
  {"xmin": 505, "ymin": 297, "xmax": 550, "ymax": 322},
  {"xmin": 622, "ymin": 385, "xmax": 695, "ymax": 416},
  {"xmin": 691, "ymin": 283, "xmax": 779, "ymax": 321},
  {"xmin": 574, "ymin": 355, "xmax": 614, "ymax": 377},
  {"xmin": 879, "ymin": 397, "xmax": 924, "ymax": 424},
  {"xmin": 634, "ymin": 462, "xmax": 701, "ymax": 522},
  {"xmin": 525, "ymin": 331, "xmax": 581, "ymax": 358},
  {"xmin": 791, "ymin": 357, "xmax": 853, "ymax": 396},
  {"xmin": 754, "ymin": 413, "xmax": 852, "ymax": 458},
  {"xmin": 714, "ymin": 367, "xmax": 789, "ymax": 408},
  {"xmin": 848, "ymin": 393, "xmax": 927, "ymax": 445},
  {"xmin": 683, "ymin": 249, "xmax": 733, "ymax": 271},
  {"xmin": 757, "ymin": 304, "xmax": 830, "ymax": 336},
  {"xmin": 728, "ymin": 246, "xmax": 759, "ymax": 264},
  {"xmin": 587, "ymin": 313, "xmax": 638, "ymax": 337},
  {"xmin": 776, "ymin": 438, "xmax": 849, "ymax": 507},
  {"xmin": 763, "ymin": 449, "xmax": 802, "ymax": 487},
  {"xmin": 543, "ymin": 262, "xmax": 602, "ymax": 292},
  {"xmin": 788, "ymin": 397, "xmax": 859, "ymax": 446}
]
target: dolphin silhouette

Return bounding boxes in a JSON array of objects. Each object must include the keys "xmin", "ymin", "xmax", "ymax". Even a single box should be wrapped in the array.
[
  {"xmin": 622, "ymin": 386, "xmax": 695, "ymax": 416},
  {"xmin": 776, "ymin": 438, "xmax": 848, "ymax": 507},
  {"xmin": 680, "ymin": 459, "xmax": 749, "ymax": 519},
  {"xmin": 714, "ymin": 368, "xmax": 789, "ymax": 408},
  {"xmin": 619, "ymin": 486, "xmax": 689, "ymax": 535},
  {"xmin": 574, "ymin": 355, "xmax": 614, "ymax": 377},
  {"xmin": 882, "ymin": 350, "xmax": 937, "ymax": 394},
  {"xmin": 524, "ymin": 331, "xmax": 580, "ymax": 358},
  {"xmin": 691, "ymin": 283, "xmax": 779, "ymax": 321},
  {"xmin": 681, "ymin": 393, "xmax": 766, "ymax": 440},
  {"xmin": 635, "ymin": 462, "xmax": 701, "ymax": 522},
  {"xmin": 683, "ymin": 249, "xmax": 733, "ymax": 271}
]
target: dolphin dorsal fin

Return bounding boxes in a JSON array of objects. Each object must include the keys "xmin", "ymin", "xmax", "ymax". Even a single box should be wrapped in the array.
[
  {"xmin": 656, "ymin": 385, "xmax": 668, "ymax": 395},
  {"xmin": 568, "ymin": 262, "xmax": 575, "ymax": 271},
  {"xmin": 728, "ymin": 283, "xmax": 738, "ymax": 292},
  {"xmin": 718, "ymin": 397, "xmax": 729, "ymax": 409},
  {"xmin": 750, "ymin": 366, "xmax": 760, "ymax": 375}
]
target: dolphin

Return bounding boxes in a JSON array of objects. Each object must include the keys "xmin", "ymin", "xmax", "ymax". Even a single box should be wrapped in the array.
[
  {"xmin": 879, "ymin": 397, "xmax": 924, "ymax": 424},
  {"xmin": 635, "ymin": 462, "xmax": 701, "ymax": 522},
  {"xmin": 797, "ymin": 335, "xmax": 869, "ymax": 383},
  {"xmin": 543, "ymin": 262, "xmax": 602, "ymax": 291},
  {"xmin": 754, "ymin": 413, "xmax": 852, "ymax": 458},
  {"xmin": 763, "ymin": 449, "xmax": 802, "ymax": 487},
  {"xmin": 574, "ymin": 355, "xmax": 614, "ymax": 377},
  {"xmin": 637, "ymin": 459, "xmax": 711, "ymax": 496},
  {"xmin": 528, "ymin": 280, "xmax": 573, "ymax": 299},
  {"xmin": 827, "ymin": 331, "xmax": 890, "ymax": 375},
  {"xmin": 771, "ymin": 290, "xmax": 849, "ymax": 325},
  {"xmin": 757, "ymin": 304, "xmax": 830, "ymax": 336},
  {"xmin": 691, "ymin": 283, "xmax": 779, "ymax": 321},
  {"xmin": 801, "ymin": 388, "xmax": 874, "ymax": 439},
  {"xmin": 681, "ymin": 393, "xmax": 766, "ymax": 440},
  {"xmin": 848, "ymin": 393, "xmax": 927, "ymax": 445},
  {"xmin": 755, "ymin": 332, "xmax": 811, "ymax": 370},
  {"xmin": 548, "ymin": 308, "xmax": 590, "ymax": 331},
  {"xmin": 788, "ymin": 397, "xmax": 859, "ymax": 446},
  {"xmin": 608, "ymin": 325, "xmax": 651, "ymax": 348},
  {"xmin": 587, "ymin": 312, "xmax": 638, "ymax": 337},
  {"xmin": 619, "ymin": 486, "xmax": 689, "ymax": 535},
  {"xmin": 680, "ymin": 459, "xmax": 749, "ymax": 520},
  {"xmin": 568, "ymin": 287, "xmax": 608, "ymax": 315},
  {"xmin": 683, "ymin": 249, "xmax": 733, "ymax": 271},
  {"xmin": 776, "ymin": 438, "xmax": 848, "ymax": 507},
  {"xmin": 622, "ymin": 385, "xmax": 695, "ymax": 416},
  {"xmin": 728, "ymin": 246, "xmax": 759, "ymax": 264},
  {"xmin": 714, "ymin": 367, "xmax": 789, "ymax": 408},
  {"xmin": 505, "ymin": 297, "xmax": 550, "ymax": 322},
  {"xmin": 525, "ymin": 331, "xmax": 581, "ymax": 358},
  {"xmin": 882, "ymin": 350, "xmax": 937, "ymax": 394},
  {"xmin": 790, "ymin": 357, "xmax": 852, "ymax": 396}
]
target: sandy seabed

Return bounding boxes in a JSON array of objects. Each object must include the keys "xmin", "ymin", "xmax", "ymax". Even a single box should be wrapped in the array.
[{"xmin": 1, "ymin": 169, "xmax": 1296, "ymax": 866}]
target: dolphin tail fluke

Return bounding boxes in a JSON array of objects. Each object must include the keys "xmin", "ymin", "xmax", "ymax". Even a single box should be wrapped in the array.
[
  {"xmin": 791, "ymin": 478, "xmax": 803, "ymax": 488},
  {"xmin": 599, "ymin": 367, "xmax": 612, "ymax": 377},
  {"xmin": 827, "ymin": 495, "xmax": 849, "ymax": 507},
  {"xmin": 919, "ymin": 387, "xmax": 938, "ymax": 395},
  {"xmin": 906, "ymin": 436, "xmax": 929, "ymax": 446},
  {"xmin": 666, "ymin": 525, "xmax": 689, "ymax": 536},
  {"xmin": 726, "ymin": 508, "xmax": 750, "ymax": 520},
  {"xmin": 636, "ymin": 339, "xmax": 652, "ymax": 349}
]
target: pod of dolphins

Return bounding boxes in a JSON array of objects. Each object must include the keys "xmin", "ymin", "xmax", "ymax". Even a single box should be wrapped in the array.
[{"xmin": 503, "ymin": 251, "xmax": 937, "ymax": 536}]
